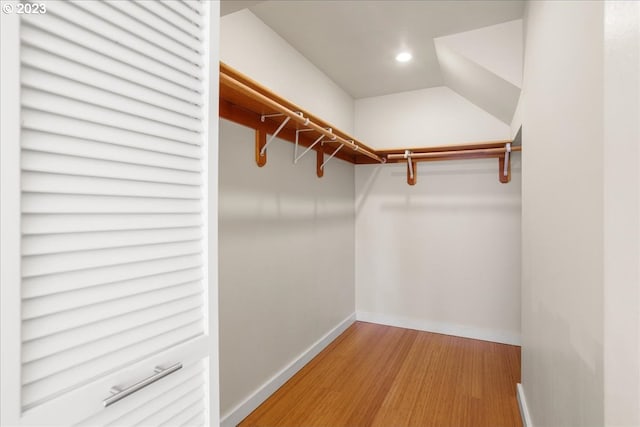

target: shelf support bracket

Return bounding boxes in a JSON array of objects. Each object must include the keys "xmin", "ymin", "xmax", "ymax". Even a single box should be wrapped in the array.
[
  {"xmin": 320, "ymin": 143, "xmax": 344, "ymax": 171},
  {"xmin": 405, "ymin": 150, "xmax": 416, "ymax": 185},
  {"xmin": 316, "ymin": 147, "xmax": 324, "ymax": 178},
  {"xmin": 255, "ymin": 129, "xmax": 267, "ymax": 167}
]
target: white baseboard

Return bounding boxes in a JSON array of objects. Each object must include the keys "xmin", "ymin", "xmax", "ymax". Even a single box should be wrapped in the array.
[
  {"xmin": 220, "ymin": 313, "xmax": 356, "ymax": 427},
  {"xmin": 517, "ymin": 383, "xmax": 533, "ymax": 427},
  {"xmin": 356, "ymin": 311, "xmax": 521, "ymax": 346}
]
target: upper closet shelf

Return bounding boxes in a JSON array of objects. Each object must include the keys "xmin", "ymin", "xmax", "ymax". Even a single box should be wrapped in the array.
[{"xmin": 219, "ymin": 62, "xmax": 521, "ymax": 184}]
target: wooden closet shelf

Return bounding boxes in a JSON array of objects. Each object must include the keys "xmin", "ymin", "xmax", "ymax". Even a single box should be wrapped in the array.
[
  {"xmin": 219, "ymin": 62, "xmax": 521, "ymax": 183},
  {"xmin": 220, "ymin": 63, "xmax": 381, "ymax": 165}
]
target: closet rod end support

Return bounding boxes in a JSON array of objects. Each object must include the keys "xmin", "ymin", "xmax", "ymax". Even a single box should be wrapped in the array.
[{"xmin": 255, "ymin": 130, "xmax": 267, "ymax": 167}]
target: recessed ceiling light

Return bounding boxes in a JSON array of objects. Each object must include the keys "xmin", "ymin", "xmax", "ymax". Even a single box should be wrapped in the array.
[{"xmin": 395, "ymin": 52, "xmax": 412, "ymax": 63}]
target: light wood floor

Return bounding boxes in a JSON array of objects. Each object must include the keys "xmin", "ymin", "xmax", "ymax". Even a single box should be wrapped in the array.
[{"xmin": 239, "ymin": 321, "xmax": 522, "ymax": 427}]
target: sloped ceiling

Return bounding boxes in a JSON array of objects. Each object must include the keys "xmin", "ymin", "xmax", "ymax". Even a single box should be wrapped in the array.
[
  {"xmin": 436, "ymin": 20, "xmax": 523, "ymax": 88},
  {"xmin": 221, "ymin": 0, "xmax": 524, "ymax": 125},
  {"xmin": 434, "ymin": 20, "xmax": 523, "ymax": 124},
  {"xmin": 247, "ymin": 1, "xmax": 524, "ymax": 101}
]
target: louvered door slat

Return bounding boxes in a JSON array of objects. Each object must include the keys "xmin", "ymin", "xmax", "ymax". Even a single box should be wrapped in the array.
[
  {"xmin": 181, "ymin": 411, "xmax": 205, "ymax": 427},
  {"xmin": 22, "ymin": 68, "xmax": 202, "ymax": 131},
  {"xmin": 22, "ymin": 240, "xmax": 202, "ymax": 278},
  {"xmin": 105, "ymin": 1, "xmax": 203, "ymax": 53},
  {"xmin": 16, "ymin": 0, "xmax": 210, "ymax": 421},
  {"xmin": 71, "ymin": 0, "xmax": 203, "ymax": 67},
  {"xmin": 160, "ymin": 398, "xmax": 206, "ymax": 427},
  {"xmin": 22, "ymin": 213, "xmax": 202, "ymax": 235},
  {"xmin": 115, "ymin": 382, "xmax": 204, "ymax": 427},
  {"xmin": 22, "ymin": 172, "xmax": 201, "ymax": 200},
  {"xmin": 23, "ymin": 296, "xmax": 203, "ymax": 363},
  {"xmin": 22, "ymin": 89, "xmax": 201, "ymax": 145},
  {"xmin": 134, "ymin": 1, "xmax": 202, "ymax": 40},
  {"xmin": 175, "ymin": 402, "xmax": 205, "ymax": 426},
  {"xmin": 22, "ymin": 194, "xmax": 201, "ymax": 214},
  {"xmin": 22, "ymin": 111, "xmax": 202, "ymax": 158},
  {"xmin": 44, "ymin": 1, "xmax": 203, "ymax": 80},
  {"xmin": 20, "ymin": 26, "xmax": 202, "ymax": 106},
  {"xmin": 23, "ymin": 227, "xmax": 203, "ymax": 256},
  {"xmin": 22, "ymin": 267, "xmax": 203, "ymax": 317},
  {"xmin": 23, "ymin": 309, "xmax": 204, "ymax": 384},
  {"xmin": 103, "ymin": 369, "xmax": 204, "ymax": 427},
  {"xmin": 22, "ymin": 46, "xmax": 202, "ymax": 119},
  {"xmin": 135, "ymin": 387, "xmax": 205, "ymax": 426},
  {"xmin": 22, "ymin": 131, "xmax": 202, "ymax": 172},
  {"xmin": 162, "ymin": 0, "xmax": 203, "ymax": 27},
  {"xmin": 23, "ymin": 254, "xmax": 202, "ymax": 297},
  {"xmin": 22, "ymin": 11, "xmax": 201, "ymax": 92},
  {"xmin": 23, "ymin": 282, "xmax": 202, "ymax": 339},
  {"xmin": 182, "ymin": 0, "xmax": 204, "ymax": 16},
  {"xmin": 22, "ymin": 151, "xmax": 201, "ymax": 186}
]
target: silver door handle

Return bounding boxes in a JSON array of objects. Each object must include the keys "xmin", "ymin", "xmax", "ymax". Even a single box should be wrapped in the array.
[{"xmin": 103, "ymin": 363, "xmax": 182, "ymax": 407}]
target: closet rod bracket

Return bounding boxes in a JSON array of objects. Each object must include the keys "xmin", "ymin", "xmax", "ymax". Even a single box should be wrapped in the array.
[
  {"xmin": 504, "ymin": 143, "xmax": 511, "ymax": 177},
  {"xmin": 316, "ymin": 148, "xmax": 324, "ymax": 178},
  {"xmin": 260, "ymin": 113, "xmax": 284, "ymax": 122},
  {"xmin": 499, "ymin": 142, "xmax": 512, "ymax": 183},
  {"xmin": 405, "ymin": 150, "xmax": 416, "ymax": 185},
  {"xmin": 255, "ymin": 129, "xmax": 267, "ymax": 167}
]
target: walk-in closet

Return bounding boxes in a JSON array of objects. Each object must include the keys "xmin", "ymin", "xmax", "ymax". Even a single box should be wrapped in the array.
[{"xmin": 1, "ymin": 1, "xmax": 638, "ymax": 427}]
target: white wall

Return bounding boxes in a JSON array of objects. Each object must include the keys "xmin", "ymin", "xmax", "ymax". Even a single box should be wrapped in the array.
[
  {"xmin": 353, "ymin": 81, "xmax": 521, "ymax": 345},
  {"xmin": 218, "ymin": 120, "xmax": 355, "ymax": 421},
  {"xmin": 354, "ymin": 86, "xmax": 510, "ymax": 149},
  {"xmin": 511, "ymin": 94, "xmax": 524, "ymax": 139},
  {"xmin": 355, "ymin": 156, "xmax": 522, "ymax": 345},
  {"xmin": 521, "ymin": 2, "xmax": 605, "ymax": 425},
  {"xmin": 603, "ymin": 2, "xmax": 639, "ymax": 426},
  {"xmin": 220, "ymin": 9, "xmax": 355, "ymax": 134},
  {"xmin": 219, "ymin": 9, "xmax": 359, "ymax": 424}
]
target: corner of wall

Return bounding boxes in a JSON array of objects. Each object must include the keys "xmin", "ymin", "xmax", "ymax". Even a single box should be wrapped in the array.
[
  {"xmin": 517, "ymin": 383, "xmax": 534, "ymax": 427},
  {"xmin": 219, "ymin": 9, "xmax": 355, "ymax": 134},
  {"xmin": 220, "ymin": 314, "xmax": 356, "ymax": 427},
  {"xmin": 511, "ymin": 92, "xmax": 524, "ymax": 140}
]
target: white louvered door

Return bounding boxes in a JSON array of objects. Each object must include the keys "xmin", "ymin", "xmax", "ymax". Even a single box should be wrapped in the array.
[{"xmin": 0, "ymin": 0, "xmax": 218, "ymax": 425}]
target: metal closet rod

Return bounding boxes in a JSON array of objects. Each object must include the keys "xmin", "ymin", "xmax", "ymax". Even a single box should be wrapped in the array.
[
  {"xmin": 220, "ymin": 72, "xmax": 385, "ymax": 164},
  {"xmin": 386, "ymin": 145, "xmax": 522, "ymax": 161}
]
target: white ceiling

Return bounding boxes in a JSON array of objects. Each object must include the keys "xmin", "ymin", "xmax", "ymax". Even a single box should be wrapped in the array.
[
  {"xmin": 241, "ymin": 0, "xmax": 525, "ymax": 99},
  {"xmin": 220, "ymin": 0, "xmax": 263, "ymax": 17}
]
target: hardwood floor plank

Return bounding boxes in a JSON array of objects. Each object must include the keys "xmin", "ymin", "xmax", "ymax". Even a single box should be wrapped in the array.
[
  {"xmin": 371, "ymin": 332, "xmax": 440, "ymax": 427},
  {"xmin": 237, "ymin": 322, "xmax": 521, "ymax": 427}
]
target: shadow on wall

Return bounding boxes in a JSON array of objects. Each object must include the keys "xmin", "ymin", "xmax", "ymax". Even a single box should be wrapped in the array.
[
  {"xmin": 355, "ymin": 164, "xmax": 383, "ymax": 216},
  {"xmin": 356, "ymin": 156, "xmax": 522, "ymax": 216},
  {"xmin": 387, "ymin": 165, "xmax": 522, "ymax": 177},
  {"xmin": 524, "ymin": 302, "xmax": 603, "ymax": 426},
  {"xmin": 219, "ymin": 190, "xmax": 354, "ymax": 227},
  {"xmin": 380, "ymin": 196, "xmax": 522, "ymax": 213}
]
